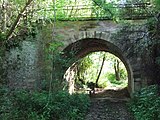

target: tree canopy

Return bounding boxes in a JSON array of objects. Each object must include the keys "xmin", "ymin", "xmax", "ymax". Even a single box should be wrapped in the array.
[{"xmin": 0, "ymin": 0, "xmax": 158, "ymax": 42}]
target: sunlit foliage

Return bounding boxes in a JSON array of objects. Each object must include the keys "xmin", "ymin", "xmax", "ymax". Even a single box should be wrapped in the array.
[
  {"xmin": 0, "ymin": 0, "xmax": 154, "ymax": 41},
  {"xmin": 75, "ymin": 52, "xmax": 128, "ymax": 89}
]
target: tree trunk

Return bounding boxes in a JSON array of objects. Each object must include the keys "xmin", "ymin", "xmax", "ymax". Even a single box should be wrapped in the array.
[
  {"xmin": 95, "ymin": 55, "xmax": 105, "ymax": 87},
  {"xmin": 114, "ymin": 59, "xmax": 120, "ymax": 81}
]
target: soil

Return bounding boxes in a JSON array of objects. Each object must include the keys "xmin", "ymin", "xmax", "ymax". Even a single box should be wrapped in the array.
[{"xmin": 85, "ymin": 87, "xmax": 135, "ymax": 120}]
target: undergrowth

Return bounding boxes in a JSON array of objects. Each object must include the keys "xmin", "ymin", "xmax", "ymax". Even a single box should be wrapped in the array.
[
  {"xmin": 0, "ymin": 86, "xmax": 90, "ymax": 120},
  {"xmin": 128, "ymin": 85, "xmax": 160, "ymax": 120}
]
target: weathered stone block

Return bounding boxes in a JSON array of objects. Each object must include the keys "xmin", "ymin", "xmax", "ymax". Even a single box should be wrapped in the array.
[
  {"xmin": 86, "ymin": 31, "xmax": 95, "ymax": 38},
  {"xmin": 95, "ymin": 31, "xmax": 102, "ymax": 39},
  {"xmin": 134, "ymin": 81, "xmax": 142, "ymax": 91},
  {"xmin": 100, "ymin": 32, "xmax": 111, "ymax": 41},
  {"xmin": 78, "ymin": 31, "xmax": 86, "ymax": 40}
]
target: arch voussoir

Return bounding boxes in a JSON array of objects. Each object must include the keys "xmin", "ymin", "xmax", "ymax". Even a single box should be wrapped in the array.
[
  {"xmin": 95, "ymin": 31, "xmax": 102, "ymax": 39},
  {"xmin": 77, "ymin": 31, "xmax": 87, "ymax": 40},
  {"xmin": 100, "ymin": 31, "xmax": 111, "ymax": 41},
  {"xmin": 85, "ymin": 31, "xmax": 95, "ymax": 38}
]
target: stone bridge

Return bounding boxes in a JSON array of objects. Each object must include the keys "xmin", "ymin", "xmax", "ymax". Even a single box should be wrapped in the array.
[
  {"xmin": 4, "ymin": 20, "xmax": 153, "ymax": 97},
  {"xmin": 63, "ymin": 31, "xmax": 137, "ymax": 96},
  {"xmin": 55, "ymin": 20, "xmax": 149, "ymax": 97}
]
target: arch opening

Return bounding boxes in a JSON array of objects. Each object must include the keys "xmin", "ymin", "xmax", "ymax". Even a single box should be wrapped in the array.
[{"xmin": 63, "ymin": 38, "xmax": 134, "ymax": 97}]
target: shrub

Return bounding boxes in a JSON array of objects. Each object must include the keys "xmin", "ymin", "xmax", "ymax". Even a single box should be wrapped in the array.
[
  {"xmin": 0, "ymin": 87, "xmax": 90, "ymax": 120},
  {"xmin": 107, "ymin": 73, "xmax": 116, "ymax": 82},
  {"xmin": 128, "ymin": 85, "xmax": 160, "ymax": 120},
  {"xmin": 107, "ymin": 73, "xmax": 122, "ymax": 85}
]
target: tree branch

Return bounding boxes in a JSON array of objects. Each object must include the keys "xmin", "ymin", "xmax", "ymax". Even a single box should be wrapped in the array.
[
  {"xmin": 6, "ymin": 0, "xmax": 33, "ymax": 41},
  {"xmin": 92, "ymin": 0, "xmax": 114, "ymax": 19}
]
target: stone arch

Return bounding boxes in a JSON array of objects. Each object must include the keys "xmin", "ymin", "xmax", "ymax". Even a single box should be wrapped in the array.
[{"xmin": 62, "ymin": 31, "xmax": 142, "ymax": 97}]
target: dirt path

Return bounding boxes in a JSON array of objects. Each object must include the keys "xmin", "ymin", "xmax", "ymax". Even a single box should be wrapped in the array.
[{"xmin": 85, "ymin": 88, "xmax": 135, "ymax": 120}]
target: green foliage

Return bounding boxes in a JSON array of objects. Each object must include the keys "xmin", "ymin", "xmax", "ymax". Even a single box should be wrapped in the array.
[
  {"xmin": 56, "ymin": 0, "xmax": 67, "ymax": 19},
  {"xmin": 48, "ymin": 41, "xmax": 64, "ymax": 53},
  {"xmin": 120, "ymin": 69, "xmax": 128, "ymax": 80},
  {"xmin": 0, "ymin": 0, "xmax": 155, "ymax": 43},
  {"xmin": 92, "ymin": 0, "xmax": 115, "ymax": 19},
  {"xmin": 97, "ymin": 79, "xmax": 109, "ymax": 88},
  {"xmin": 76, "ymin": 55, "xmax": 93, "ymax": 81},
  {"xmin": 0, "ymin": 32, "xmax": 6, "ymax": 41},
  {"xmin": 0, "ymin": 87, "xmax": 90, "ymax": 120},
  {"xmin": 153, "ymin": 0, "xmax": 160, "ymax": 10},
  {"xmin": 107, "ymin": 73, "xmax": 124, "ymax": 85},
  {"xmin": 128, "ymin": 85, "xmax": 160, "ymax": 120},
  {"xmin": 75, "ymin": 51, "xmax": 128, "ymax": 89},
  {"xmin": 107, "ymin": 73, "xmax": 116, "ymax": 82},
  {"xmin": 45, "ymin": 40, "xmax": 78, "ymax": 91}
]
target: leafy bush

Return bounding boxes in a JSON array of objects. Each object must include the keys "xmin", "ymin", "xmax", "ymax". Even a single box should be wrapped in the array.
[
  {"xmin": 107, "ymin": 73, "xmax": 122, "ymax": 85},
  {"xmin": 128, "ymin": 85, "xmax": 160, "ymax": 120},
  {"xmin": 107, "ymin": 73, "xmax": 116, "ymax": 82},
  {"xmin": 0, "ymin": 87, "xmax": 90, "ymax": 120}
]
